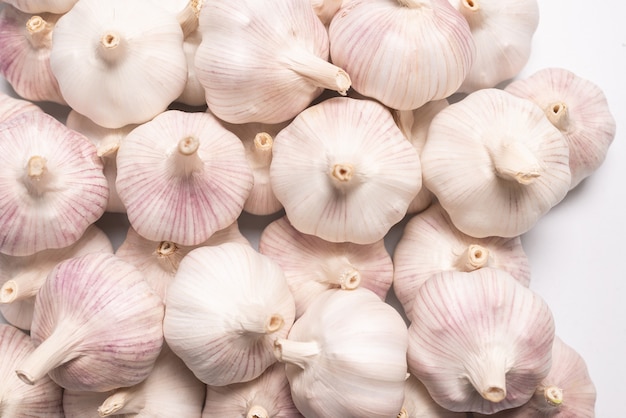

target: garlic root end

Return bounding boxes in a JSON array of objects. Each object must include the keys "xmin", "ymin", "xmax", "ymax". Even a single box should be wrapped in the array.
[
  {"xmin": 482, "ymin": 386, "xmax": 507, "ymax": 403},
  {"xmin": 247, "ymin": 405, "xmax": 270, "ymax": 418},
  {"xmin": 544, "ymin": 385, "xmax": 564, "ymax": 406}
]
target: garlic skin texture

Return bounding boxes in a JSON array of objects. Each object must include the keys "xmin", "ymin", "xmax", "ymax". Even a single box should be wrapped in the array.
[
  {"xmin": 328, "ymin": 0, "xmax": 475, "ymax": 111},
  {"xmin": 505, "ymin": 67, "xmax": 617, "ymax": 189},
  {"xmin": 0, "ymin": 324, "xmax": 64, "ymax": 417},
  {"xmin": 259, "ymin": 216, "xmax": 394, "ymax": 318},
  {"xmin": 164, "ymin": 243, "xmax": 296, "ymax": 387},
  {"xmin": 16, "ymin": 253, "xmax": 164, "ymax": 392},
  {"xmin": 421, "ymin": 88, "xmax": 571, "ymax": 238},
  {"xmin": 0, "ymin": 111, "xmax": 109, "ymax": 256},
  {"xmin": 203, "ymin": 362, "xmax": 303, "ymax": 418},
  {"xmin": 275, "ymin": 288, "xmax": 409, "ymax": 418},
  {"xmin": 393, "ymin": 202, "xmax": 531, "ymax": 320},
  {"xmin": 400, "ymin": 374, "xmax": 467, "ymax": 418},
  {"xmin": 0, "ymin": 91, "xmax": 41, "ymax": 123},
  {"xmin": 407, "ymin": 268, "xmax": 555, "ymax": 414},
  {"xmin": 3, "ymin": 0, "xmax": 77, "ymax": 14},
  {"xmin": 449, "ymin": 0, "xmax": 539, "ymax": 92},
  {"xmin": 270, "ymin": 97, "xmax": 421, "ymax": 244},
  {"xmin": 49, "ymin": 0, "xmax": 188, "ymax": 129},
  {"xmin": 195, "ymin": 0, "xmax": 351, "ymax": 124}
]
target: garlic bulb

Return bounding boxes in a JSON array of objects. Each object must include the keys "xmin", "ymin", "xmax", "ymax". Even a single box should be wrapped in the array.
[
  {"xmin": 259, "ymin": 216, "xmax": 393, "ymax": 317},
  {"xmin": 393, "ymin": 202, "xmax": 531, "ymax": 320},
  {"xmin": 0, "ymin": 224, "xmax": 113, "ymax": 331},
  {"xmin": 399, "ymin": 374, "xmax": 467, "ymax": 418},
  {"xmin": 275, "ymin": 288, "xmax": 408, "ymax": 418},
  {"xmin": 407, "ymin": 268, "xmax": 555, "ymax": 414},
  {"xmin": 0, "ymin": 6, "xmax": 65, "ymax": 103},
  {"xmin": 195, "ymin": 0, "xmax": 351, "ymax": 124},
  {"xmin": 421, "ymin": 88, "xmax": 571, "ymax": 238},
  {"xmin": 270, "ymin": 96, "xmax": 421, "ymax": 244},
  {"xmin": 311, "ymin": 0, "xmax": 343, "ymax": 26},
  {"xmin": 203, "ymin": 362, "xmax": 303, "ymax": 418},
  {"xmin": 449, "ymin": 0, "xmax": 539, "ymax": 92},
  {"xmin": 176, "ymin": 29, "xmax": 206, "ymax": 107},
  {"xmin": 505, "ymin": 67, "xmax": 617, "ymax": 189},
  {"xmin": 0, "ymin": 111, "xmax": 108, "ymax": 256},
  {"xmin": 16, "ymin": 253, "xmax": 164, "ymax": 392},
  {"xmin": 49, "ymin": 0, "xmax": 188, "ymax": 128},
  {"xmin": 2, "ymin": 0, "xmax": 77, "ymax": 14},
  {"xmin": 328, "ymin": 0, "xmax": 475, "ymax": 110},
  {"xmin": 0, "ymin": 323, "xmax": 64, "ymax": 417},
  {"xmin": 115, "ymin": 110, "xmax": 253, "ymax": 246},
  {"xmin": 164, "ymin": 243, "xmax": 296, "ymax": 386},
  {"xmin": 0, "ymin": 91, "xmax": 40, "ymax": 123}
]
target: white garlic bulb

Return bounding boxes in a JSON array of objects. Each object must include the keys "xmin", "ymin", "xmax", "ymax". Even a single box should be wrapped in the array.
[
  {"xmin": 0, "ymin": 91, "xmax": 41, "ymax": 123},
  {"xmin": 2, "ymin": 0, "xmax": 77, "ymax": 14}
]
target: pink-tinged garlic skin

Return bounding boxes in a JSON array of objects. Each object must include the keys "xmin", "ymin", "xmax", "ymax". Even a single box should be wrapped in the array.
[
  {"xmin": 0, "ymin": 111, "xmax": 108, "ymax": 256},
  {"xmin": 3, "ymin": 0, "xmax": 78, "ymax": 14},
  {"xmin": 0, "ymin": 324, "xmax": 64, "ymax": 417},
  {"xmin": 49, "ymin": 0, "xmax": 188, "ymax": 129},
  {"xmin": 259, "ymin": 216, "xmax": 393, "ymax": 318},
  {"xmin": 17, "ymin": 253, "xmax": 164, "ymax": 392},
  {"xmin": 0, "ymin": 224, "xmax": 113, "ymax": 331},
  {"xmin": 407, "ymin": 268, "xmax": 555, "ymax": 414},
  {"xmin": 0, "ymin": 91, "xmax": 41, "ymax": 124},
  {"xmin": 449, "ymin": 0, "xmax": 539, "ymax": 92},
  {"xmin": 0, "ymin": 6, "xmax": 66, "ymax": 104},
  {"xmin": 203, "ymin": 362, "xmax": 303, "ymax": 418},
  {"xmin": 421, "ymin": 88, "xmax": 571, "ymax": 238},
  {"xmin": 195, "ymin": 0, "xmax": 351, "ymax": 124},
  {"xmin": 328, "ymin": 0, "xmax": 475, "ymax": 111},
  {"xmin": 270, "ymin": 97, "xmax": 421, "ymax": 244},
  {"xmin": 311, "ymin": 0, "xmax": 343, "ymax": 26},
  {"xmin": 401, "ymin": 374, "xmax": 467, "ymax": 418},
  {"xmin": 505, "ymin": 67, "xmax": 616, "ymax": 189},
  {"xmin": 115, "ymin": 110, "xmax": 253, "ymax": 246},
  {"xmin": 164, "ymin": 243, "xmax": 296, "ymax": 387},
  {"xmin": 176, "ymin": 29, "xmax": 207, "ymax": 107},
  {"xmin": 393, "ymin": 202, "xmax": 531, "ymax": 321}
]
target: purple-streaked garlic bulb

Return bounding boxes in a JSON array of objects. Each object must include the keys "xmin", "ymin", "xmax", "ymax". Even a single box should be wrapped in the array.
[
  {"xmin": 475, "ymin": 337, "xmax": 596, "ymax": 417},
  {"xmin": 407, "ymin": 268, "xmax": 555, "ymax": 414},
  {"xmin": 0, "ymin": 111, "xmax": 108, "ymax": 256},
  {"xmin": 399, "ymin": 374, "xmax": 467, "ymax": 418},
  {"xmin": 275, "ymin": 288, "xmax": 408, "ymax": 418},
  {"xmin": 195, "ymin": 0, "xmax": 351, "ymax": 124},
  {"xmin": 393, "ymin": 202, "xmax": 531, "ymax": 320},
  {"xmin": 3, "ymin": 0, "xmax": 78, "ymax": 14},
  {"xmin": 0, "ymin": 224, "xmax": 113, "ymax": 331},
  {"xmin": 270, "ymin": 97, "xmax": 421, "ymax": 244},
  {"xmin": 0, "ymin": 323, "xmax": 64, "ymax": 417},
  {"xmin": 259, "ymin": 216, "xmax": 393, "ymax": 317},
  {"xmin": 49, "ymin": 0, "xmax": 188, "ymax": 128},
  {"xmin": 0, "ymin": 91, "xmax": 41, "ymax": 123},
  {"xmin": 421, "ymin": 88, "xmax": 571, "ymax": 238},
  {"xmin": 164, "ymin": 243, "xmax": 296, "ymax": 386},
  {"xmin": 449, "ymin": 0, "xmax": 539, "ymax": 92},
  {"xmin": 203, "ymin": 363, "xmax": 303, "ymax": 418},
  {"xmin": 505, "ymin": 67, "xmax": 617, "ymax": 189},
  {"xmin": 115, "ymin": 110, "xmax": 253, "ymax": 246},
  {"xmin": 15, "ymin": 252, "xmax": 164, "ymax": 392},
  {"xmin": 63, "ymin": 345, "xmax": 206, "ymax": 418},
  {"xmin": 115, "ymin": 222, "xmax": 249, "ymax": 300},
  {"xmin": 328, "ymin": 0, "xmax": 475, "ymax": 111}
]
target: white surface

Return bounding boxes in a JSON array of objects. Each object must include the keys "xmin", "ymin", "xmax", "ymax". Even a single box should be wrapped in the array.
[{"xmin": 1, "ymin": 1, "xmax": 625, "ymax": 416}]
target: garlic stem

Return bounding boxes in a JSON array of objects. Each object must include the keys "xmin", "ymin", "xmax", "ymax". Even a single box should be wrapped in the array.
[
  {"xmin": 491, "ymin": 141, "xmax": 542, "ymax": 185},
  {"xmin": 250, "ymin": 132, "xmax": 274, "ymax": 167},
  {"xmin": 462, "ymin": 0, "xmax": 480, "ymax": 10},
  {"xmin": 456, "ymin": 244, "xmax": 490, "ymax": 272},
  {"xmin": 98, "ymin": 31, "xmax": 126, "ymax": 64},
  {"xmin": 0, "ymin": 273, "xmax": 42, "ymax": 303},
  {"xmin": 246, "ymin": 405, "xmax": 270, "ymax": 418},
  {"xmin": 320, "ymin": 256, "xmax": 362, "ymax": 290},
  {"xmin": 465, "ymin": 349, "xmax": 508, "ymax": 404},
  {"xmin": 25, "ymin": 156, "xmax": 52, "ymax": 196},
  {"xmin": 155, "ymin": 241, "xmax": 183, "ymax": 272},
  {"xmin": 545, "ymin": 102, "xmax": 570, "ymax": 131},
  {"xmin": 544, "ymin": 385, "xmax": 564, "ymax": 407},
  {"xmin": 177, "ymin": 0, "xmax": 204, "ymax": 38},
  {"xmin": 274, "ymin": 339, "xmax": 320, "ymax": 369},
  {"xmin": 96, "ymin": 138, "xmax": 121, "ymax": 158},
  {"xmin": 397, "ymin": 407, "xmax": 408, "ymax": 418},
  {"xmin": 26, "ymin": 15, "xmax": 54, "ymax": 49},
  {"xmin": 170, "ymin": 136, "xmax": 204, "ymax": 177},
  {"xmin": 98, "ymin": 388, "xmax": 144, "ymax": 417},
  {"xmin": 237, "ymin": 308, "xmax": 285, "ymax": 335},
  {"xmin": 286, "ymin": 50, "xmax": 351, "ymax": 95}
]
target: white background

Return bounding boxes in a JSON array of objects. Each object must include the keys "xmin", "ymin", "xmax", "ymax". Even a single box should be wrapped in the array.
[{"xmin": 1, "ymin": 0, "xmax": 625, "ymax": 416}]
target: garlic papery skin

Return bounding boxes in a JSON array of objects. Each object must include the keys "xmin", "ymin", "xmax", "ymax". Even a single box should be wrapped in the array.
[
  {"xmin": 202, "ymin": 362, "xmax": 303, "ymax": 418},
  {"xmin": 407, "ymin": 268, "xmax": 555, "ymax": 414},
  {"xmin": 311, "ymin": 0, "xmax": 343, "ymax": 26},
  {"xmin": 400, "ymin": 374, "xmax": 467, "ymax": 418},
  {"xmin": 0, "ymin": 111, "xmax": 108, "ymax": 256},
  {"xmin": 270, "ymin": 97, "xmax": 421, "ymax": 244},
  {"xmin": 0, "ymin": 91, "xmax": 41, "ymax": 123},
  {"xmin": 0, "ymin": 324, "xmax": 64, "ymax": 417},
  {"xmin": 194, "ymin": 0, "xmax": 351, "ymax": 124},
  {"xmin": 3, "ymin": 0, "xmax": 77, "ymax": 14},
  {"xmin": 164, "ymin": 243, "xmax": 296, "ymax": 386},
  {"xmin": 449, "ymin": 0, "xmax": 539, "ymax": 92},
  {"xmin": 15, "ymin": 253, "xmax": 164, "ymax": 392},
  {"xmin": 49, "ymin": 0, "xmax": 188, "ymax": 129},
  {"xmin": 0, "ymin": 224, "xmax": 113, "ymax": 331},
  {"xmin": 115, "ymin": 222, "xmax": 249, "ymax": 300},
  {"xmin": 505, "ymin": 67, "xmax": 617, "ymax": 189},
  {"xmin": 393, "ymin": 202, "xmax": 530, "ymax": 320},
  {"xmin": 328, "ymin": 0, "xmax": 475, "ymax": 111},
  {"xmin": 0, "ymin": 6, "xmax": 66, "ymax": 104},
  {"xmin": 115, "ymin": 110, "xmax": 253, "ymax": 246},
  {"xmin": 259, "ymin": 216, "xmax": 393, "ymax": 317},
  {"xmin": 275, "ymin": 288, "xmax": 408, "ymax": 418},
  {"xmin": 421, "ymin": 88, "xmax": 571, "ymax": 238},
  {"xmin": 176, "ymin": 29, "xmax": 207, "ymax": 107}
]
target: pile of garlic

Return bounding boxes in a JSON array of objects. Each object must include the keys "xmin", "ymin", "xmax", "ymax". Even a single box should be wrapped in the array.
[{"xmin": 0, "ymin": 0, "xmax": 616, "ymax": 417}]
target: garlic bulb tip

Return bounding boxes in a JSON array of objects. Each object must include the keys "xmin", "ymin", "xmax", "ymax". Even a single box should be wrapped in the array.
[
  {"xmin": 482, "ymin": 386, "xmax": 506, "ymax": 403},
  {"xmin": 178, "ymin": 136, "xmax": 200, "ymax": 155},
  {"xmin": 247, "ymin": 405, "xmax": 270, "ymax": 418},
  {"xmin": 544, "ymin": 385, "xmax": 564, "ymax": 406},
  {"xmin": 27, "ymin": 155, "xmax": 47, "ymax": 179}
]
